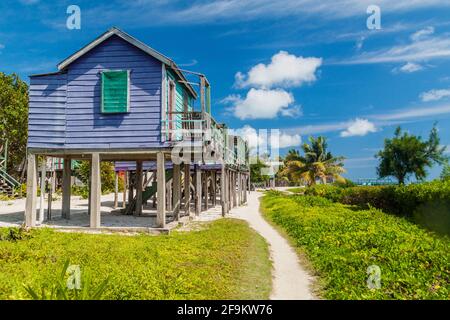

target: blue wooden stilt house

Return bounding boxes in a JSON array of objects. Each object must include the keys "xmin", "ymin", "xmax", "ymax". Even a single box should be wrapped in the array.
[{"xmin": 25, "ymin": 27, "xmax": 249, "ymax": 231}]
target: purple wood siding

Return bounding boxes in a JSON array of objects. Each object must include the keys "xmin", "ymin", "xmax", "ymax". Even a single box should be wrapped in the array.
[
  {"xmin": 28, "ymin": 73, "xmax": 67, "ymax": 148},
  {"xmin": 28, "ymin": 35, "xmax": 165, "ymax": 150}
]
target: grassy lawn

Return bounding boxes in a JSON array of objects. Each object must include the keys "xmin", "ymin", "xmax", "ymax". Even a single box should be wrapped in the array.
[
  {"xmin": 261, "ymin": 191, "xmax": 450, "ymax": 300},
  {"xmin": 0, "ymin": 219, "xmax": 271, "ymax": 300}
]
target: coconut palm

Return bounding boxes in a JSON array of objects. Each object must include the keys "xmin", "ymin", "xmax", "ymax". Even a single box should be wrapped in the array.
[{"xmin": 281, "ymin": 136, "xmax": 346, "ymax": 186}]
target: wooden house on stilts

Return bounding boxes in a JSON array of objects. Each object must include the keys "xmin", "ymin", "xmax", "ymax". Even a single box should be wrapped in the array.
[{"xmin": 25, "ymin": 27, "xmax": 249, "ymax": 231}]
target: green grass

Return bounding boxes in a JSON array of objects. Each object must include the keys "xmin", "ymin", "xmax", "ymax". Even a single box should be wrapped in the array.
[
  {"xmin": 261, "ymin": 191, "xmax": 450, "ymax": 300},
  {"xmin": 0, "ymin": 219, "xmax": 271, "ymax": 300}
]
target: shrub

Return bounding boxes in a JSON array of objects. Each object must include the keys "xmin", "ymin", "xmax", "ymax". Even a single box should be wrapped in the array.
[
  {"xmin": 304, "ymin": 181, "xmax": 450, "ymax": 235},
  {"xmin": 261, "ymin": 192, "xmax": 450, "ymax": 300}
]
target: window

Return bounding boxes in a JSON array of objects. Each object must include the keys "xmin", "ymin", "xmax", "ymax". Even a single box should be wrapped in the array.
[{"xmin": 101, "ymin": 70, "xmax": 130, "ymax": 113}]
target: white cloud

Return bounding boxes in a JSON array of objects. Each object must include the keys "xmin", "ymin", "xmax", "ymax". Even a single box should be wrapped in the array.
[
  {"xmin": 274, "ymin": 133, "xmax": 302, "ymax": 149},
  {"xmin": 340, "ymin": 118, "xmax": 377, "ymax": 137},
  {"xmin": 229, "ymin": 125, "xmax": 300, "ymax": 153},
  {"xmin": 235, "ymin": 51, "xmax": 322, "ymax": 89},
  {"xmin": 410, "ymin": 26, "xmax": 435, "ymax": 41},
  {"xmin": 372, "ymin": 104, "xmax": 450, "ymax": 121},
  {"xmin": 420, "ymin": 88, "xmax": 450, "ymax": 102},
  {"xmin": 340, "ymin": 33, "xmax": 450, "ymax": 65},
  {"xmin": 393, "ymin": 62, "xmax": 424, "ymax": 73},
  {"xmin": 225, "ymin": 88, "xmax": 296, "ymax": 120}
]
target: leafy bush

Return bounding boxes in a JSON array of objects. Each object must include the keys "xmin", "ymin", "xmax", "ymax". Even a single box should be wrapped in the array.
[
  {"xmin": 24, "ymin": 260, "xmax": 110, "ymax": 300},
  {"xmin": 74, "ymin": 161, "xmax": 124, "ymax": 194},
  {"xmin": 0, "ymin": 219, "xmax": 271, "ymax": 300},
  {"xmin": 304, "ymin": 181, "xmax": 450, "ymax": 235},
  {"xmin": 262, "ymin": 191, "xmax": 450, "ymax": 300},
  {"xmin": 71, "ymin": 185, "xmax": 89, "ymax": 199}
]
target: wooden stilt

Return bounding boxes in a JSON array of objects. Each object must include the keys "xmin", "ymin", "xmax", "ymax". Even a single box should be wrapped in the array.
[
  {"xmin": 135, "ymin": 160, "xmax": 143, "ymax": 216},
  {"xmin": 25, "ymin": 153, "xmax": 38, "ymax": 227},
  {"xmin": 128, "ymin": 171, "xmax": 134, "ymax": 212},
  {"xmin": 156, "ymin": 152, "xmax": 166, "ymax": 228},
  {"xmin": 39, "ymin": 157, "xmax": 46, "ymax": 223},
  {"xmin": 212, "ymin": 171, "xmax": 217, "ymax": 207},
  {"xmin": 90, "ymin": 153, "xmax": 101, "ymax": 228},
  {"xmin": 203, "ymin": 171, "xmax": 208, "ymax": 210},
  {"xmin": 221, "ymin": 165, "xmax": 226, "ymax": 216},
  {"xmin": 195, "ymin": 165, "xmax": 202, "ymax": 215},
  {"xmin": 166, "ymin": 178, "xmax": 172, "ymax": 211},
  {"xmin": 62, "ymin": 157, "xmax": 71, "ymax": 219},
  {"xmin": 122, "ymin": 171, "xmax": 127, "ymax": 208},
  {"xmin": 184, "ymin": 164, "xmax": 191, "ymax": 217},
  {"xmin": 173, "ymin": 164, "xmax": 181, "ymax": 220},
  {"xmin": 114, "ymin": 170, "xmax": 119, "ymax": 209}
]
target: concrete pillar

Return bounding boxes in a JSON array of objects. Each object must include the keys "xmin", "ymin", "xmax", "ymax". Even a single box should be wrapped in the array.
[
  {"xmin": 195, "ymin": 165, "xmax": 202, "ymax": 215},
  {"xmin": 135, "ymin": 160, "xmax": 143, "ymax": 216},
  {"xmin": 90, "ymin": 153, "xmax": 101, "ymax": 228},
  {"xmin": 25, "ymin": 153, "xmax": 38, "ymax": 227},
  {"xmin": 39, "ymin": 157, "xmax": 46, "ymax": 223},
  {"xmin": 184, "ymin": 164, "xmax": 191, "ymax": 217},
  {"xmin": 173, "ymin": 164, "xmax": 181, "ymax": 220},
  {"xmin": 237, "ymin": 172, "xmax": 241, "ymax": 206},
  {"xmin": 156, "ymin": 152, "xmax": 166, "ymax": 228}
]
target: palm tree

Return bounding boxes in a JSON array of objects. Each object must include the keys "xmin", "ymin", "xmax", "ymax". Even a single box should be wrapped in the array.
[{"xmin": 281, "ymin": 136, "xmax": 346, "ymax": 186}]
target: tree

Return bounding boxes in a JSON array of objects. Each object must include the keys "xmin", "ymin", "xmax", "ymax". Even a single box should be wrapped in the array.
[
  {"xmin": 441, "ymin": 163, "xmax": 450, "ymax": 181},
  {"xmin": 0, "ymin": 73, "xmax": 28, "ymax": 178},
  {"xmin": 281, "ymin": 136, "xmax": 346, "ymax": 186},
  {"xmin": 75, "ymin": 161, "xmax": 122, "ymax": 193},
  {"xmin": 250, "ymin": 157, "xmax": 270, "ymax": 184},
  {"xmin": 376, "ymin": 126, "xmax": 447, "ymax": 184}
]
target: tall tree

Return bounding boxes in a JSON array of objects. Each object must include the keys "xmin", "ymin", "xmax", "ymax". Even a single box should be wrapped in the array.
[
  {"xmin": 0, "ymin": 73, "xmax": 28, "ymax": 178},
  {"xmin": 281, "ymin": 136, "xmax": 346, "ymax": 186},
  {"xmin": 376, "ymin": 126, "xmax": 447, "ymax": 184}
]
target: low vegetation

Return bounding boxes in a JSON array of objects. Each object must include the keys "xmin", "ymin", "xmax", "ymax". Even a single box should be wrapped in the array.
[
  {"xmin": 302, "ymin": 181, "xmax": 450, "ymax": 235},
  {"xmin": 261, "ymin": 191, "xmax": 450, "ymax": 300},
  {"xmin": 0, "ymin": 219, "xmax": 271, "ymax": 300}
]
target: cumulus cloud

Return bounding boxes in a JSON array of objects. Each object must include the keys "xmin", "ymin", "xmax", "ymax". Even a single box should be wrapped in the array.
[
  {"xmin": 275, "ymin": 133, "xmax": 302, "ymax": 149},
  {"xmin": 420, "ymin": 88, "xmax": 450, "ymax": 102},
  {"xmin": 224, "ymin": 88, "xmax": 297, "ymax": 120},
  {"xmin": 340, "ymin": 118, "xmax": 377, "ymax": 137},
  {"xmin": 235, "ymin": 51, "xmax": 322, "ymax": 89},
  {"xmin": 230, "ymin": 125, "xmax": 301, "ymax": 155},
  {"xmin": 393, "ymin": 62, "xmax": 424, "ymax": 73}
]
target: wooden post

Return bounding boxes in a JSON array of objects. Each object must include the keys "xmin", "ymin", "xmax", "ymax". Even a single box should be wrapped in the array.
[
  {"xmin": 212, "ymin": 171, "xmax": 217, "ymax": 207},
  {"xmin": 184, "ymin": 164, "xmax": 191, "ymax": 217},
  {"xmin": 25, "ymin": 153, "xmax": 37, "ymax": 227},
  {"xmin": 90, "ymin": 153, "xmax": 101, "ymax": 228},
  {"xmin": 114, "ymin": 171, "xmax": 118, "ymax": 209},
  {"xmin": 135, "ymin": 160, "xmax": 143, "ymax": 216},
  {"xmin": 195, "ymin": 165, "xmax": 202, "ymax": 215},
  {"xmin": 61, "ymin": 157, "xmax": 71, "ymax": 219},
  {"xmin": 39, "ymin": 157, "xmax": 46, "ymax": 223},
  {"xmin": 156, "ymin": 152, "xmax": 166, "ymax": 228},
  {"xmin": 122, "ymin": 171, "xmax": 127, "ymax": 209},
  {"xmin": 128, "ymin": 171, "xmax": 134, "ymax": 211},
  {"xmin": 173, "ymin": 164, "xmax": 181, "ymax": 220},
  {"xmin": 221, "ymin": 165, "xmax": 226, "ymax": 216},
  {"xmin": 203, "ymin": 171, "xmax": 208, "ymax": 210},
  {"xmin": 166, "ymin": 179, "xmax": 172, "ymax": 211}
]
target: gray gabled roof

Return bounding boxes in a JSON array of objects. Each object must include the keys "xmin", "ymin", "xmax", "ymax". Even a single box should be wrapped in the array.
[{"xmin": 57, "ymin": 27, "xmax": 197, "ymax": 98}]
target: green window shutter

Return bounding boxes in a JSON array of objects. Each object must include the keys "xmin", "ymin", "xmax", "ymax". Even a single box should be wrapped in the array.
[{"xmin": 101, "ymin": 70, "xmax": 130, "ymax": 113}]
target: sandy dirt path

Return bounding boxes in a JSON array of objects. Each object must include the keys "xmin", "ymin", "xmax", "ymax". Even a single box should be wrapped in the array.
[{"xmin": 231, "ymin": 191, "xmax": 316, "ymax": 300}]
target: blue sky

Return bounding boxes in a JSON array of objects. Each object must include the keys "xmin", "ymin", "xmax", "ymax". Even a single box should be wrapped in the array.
[{"xmin": 1, "ymin": 0, "xmax": 450, "ymax": 181}]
